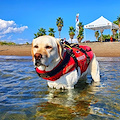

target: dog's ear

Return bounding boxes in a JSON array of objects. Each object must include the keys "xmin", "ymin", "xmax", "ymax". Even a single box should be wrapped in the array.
[
  {"xmin": 56, "ymin": 40, "xmax": 63, "ymax": 60},
  {"xmin": 31, "ymin": 41, "xmax": 34, "ymax": 61}
]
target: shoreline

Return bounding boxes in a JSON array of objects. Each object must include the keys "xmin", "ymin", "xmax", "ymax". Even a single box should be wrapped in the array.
[
  {"xmin": 80, "ymin": 42, "xmax": 120, "ymax": 57},
  {"xmin": 0, "ymin": 42, "xmax": 120, "ymax": 57}
]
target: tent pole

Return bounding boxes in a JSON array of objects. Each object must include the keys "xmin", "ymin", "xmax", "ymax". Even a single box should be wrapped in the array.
[
  {"xmin": 94, "ymin": 30, "xmax": 96, "ymax": 41},
  {"xmin": 118, "ymin": 29, "xmax": 119, "ymax": 40},
  {"xmin": 110, "ymin": 25, "xmax": 112, "ymax": 36},
  {"xmin": 101, "ymin": 31, "xmax": 102, "ymax": 42},
  {"xmin": 84, "ymin": 28, "xmax": 86, "ymax": 42}
]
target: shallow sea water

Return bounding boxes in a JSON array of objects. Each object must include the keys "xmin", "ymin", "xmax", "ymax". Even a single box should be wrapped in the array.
[{"xmin": 0, "ymin": 56, "xmax": 120, "ymax": 120}]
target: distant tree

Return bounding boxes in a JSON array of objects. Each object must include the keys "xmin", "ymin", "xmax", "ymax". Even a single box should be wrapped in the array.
[
  {"xmin": 26, "ymin": 42, "xmax": 30, "ymax": 45},
  {"xmin": 34, "ymin": 28, "xmax": 46, "ymax": 39},
  {"xmin": 117, "ymin": 15, "xmax": 120, "ymax": 27},
  {"xmin": 95, "ymin": 31, "xmax": 99, "ymax": 41},
  {"xmin": 48, "ymin": 28, "xmax": 56, "ymax": 37},
  {"xmin": 113, "ymin": 20, "xmax": 118, "ymax": 25},
  {"xmin": 98, "ymin": 34, "xmax": 110, "ymax": 42},
  {"xmin": 69, "ymin": 26, "xmax": 75, "ymax": 43},
  {"xmin": 56, "ymin": 17, "xmax": 63, "ymax": 39},
  {"xmin": 112, "ymin": 29, "xmax": 117, "ymax": 38},
  {"xmin": 117, "ymin": 15, "xmax": 120, "ymax": 39},
  {"xmin": 77, "ymin": 22, "xmax": 84, "ymax": 43},
  {"xmin": 114, "ymin": 33, "xmax": 119, "ymax": 40},
  {"xmin": 78, "ymin": 22, "xmax": 83, "ymax": 30},
  {"xmin": 0, "ymin": 41, "xmax": 16, "ymax": 45},
  {"xmin": 113, "ymin": 15, "xmax": 120, "ymax": 39}
]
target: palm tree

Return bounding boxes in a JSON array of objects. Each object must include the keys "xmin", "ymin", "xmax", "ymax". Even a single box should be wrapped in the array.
[
  {"xmin": 34, "ymin": 28, "xmax": 46, "ymax": 38},
  {"xmin": 69, "ymin": 26, "xmax": 75, "ymax": 43},
  {"xmin": 48, "ymin": 28, "xmax": 56, "ymax": 37},
  {"xmin": 77, "ymin": 22, "xmax": 84, "ymax": 43},
  {"xmin": 112, "ymin": 29, "xmax": 117, "ymax": 38},
  {"xmin": 56, "ymin": 17, "xmax": 63, "ymax": 39},
  {"xmin": 78, "ymin": 22, "xmax": 84, "ymax": 30},
  {"xmin": 98, "ymin": 34, "xmax": 110, "ymax": 42},
  {"xmin": 113, "ymin": 20, "xmax": 118, "ymax": 25},
  {"xmin": 117, "ymin": 15, "xmax": 120, "ymax": 27},
  {"xmin": 117, "ymin": 15, "xmax": 120, "ymax": 39},
  {"xmin": 95, "ymin": 31, "xmax": 99, "ymax": 41}
]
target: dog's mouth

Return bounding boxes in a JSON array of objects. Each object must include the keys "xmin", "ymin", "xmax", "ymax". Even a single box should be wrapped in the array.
[
  {"xmin": 34, "ymin": 53, "xmax": 49, "ymax": 67},
  {"xmin": 35, "ymin": 59, "xmax": 48, "ymax": 67}
]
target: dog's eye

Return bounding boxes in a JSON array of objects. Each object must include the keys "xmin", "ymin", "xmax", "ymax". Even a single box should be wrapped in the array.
[
  {"xmin": 34, "ymin": 45, "xmax": 38, "ymax": 48},
  {"xmin": 45, "ymin": 45, "xmax": 52, "ymax": 49}
]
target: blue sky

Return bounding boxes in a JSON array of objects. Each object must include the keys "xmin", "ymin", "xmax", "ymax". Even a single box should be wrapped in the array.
[{"xmin": 0, "ymin": 0, "xmax": 120, "ymax": 44}]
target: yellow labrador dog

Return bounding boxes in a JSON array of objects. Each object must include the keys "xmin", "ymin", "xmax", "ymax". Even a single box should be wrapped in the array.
[{"xmin": 32, "ymin": 35, "xmax": 100, "ymax": 89}]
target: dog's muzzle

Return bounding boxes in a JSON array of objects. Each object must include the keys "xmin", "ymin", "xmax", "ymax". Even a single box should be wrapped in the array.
[{"xmin": 34, "ymin": 53, "xmax": 42, "ymax": 66}]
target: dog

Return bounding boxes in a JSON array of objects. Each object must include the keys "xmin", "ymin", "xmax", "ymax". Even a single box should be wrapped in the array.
[{"xmin": 31, "ymin": 35, "xmax": 100, "ymax": 89}]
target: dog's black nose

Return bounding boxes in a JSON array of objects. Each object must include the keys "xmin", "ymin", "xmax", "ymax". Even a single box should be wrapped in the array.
[{"xmin": 34, "ymin": 53, "xmax": 42, "ymax": 60}]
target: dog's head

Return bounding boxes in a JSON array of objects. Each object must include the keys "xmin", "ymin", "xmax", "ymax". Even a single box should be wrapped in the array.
[{"xmin": 31, "ymin": 35, "xmax": 63, "ymax": 68}]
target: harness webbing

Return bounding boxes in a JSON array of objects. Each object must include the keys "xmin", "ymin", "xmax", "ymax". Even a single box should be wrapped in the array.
[
  {"xmin": 62, "ymin": 41, "xmax": 91, "ymax": 65},
  {"xmin": 71, "ymin": 44, "xmax": 91, "ymax": 65},
  {"xmin": 36, "ymin": 52, "xmax": 71, "ymax": 78},
  {"xmin": 66, "ymin": 49, "xmax": 79, "ymax": 74}
]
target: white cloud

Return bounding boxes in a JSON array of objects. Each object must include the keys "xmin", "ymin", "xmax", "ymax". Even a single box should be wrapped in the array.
[
  {"xmin": 0, "ymin": 19, "xmax": 16, "ymax": 31},
  {"xmin": 0, "ymin": 19, "xmax": 28, "ymax": 36},
  {"xmin": 1, "ymin": 26, "xmax": 28, "ymax": 34},
  {"xmin": 17, "ymin": 38, "xmax": 28, "ymax": 41},
  {"xmin": 16, "ymin": 38, "xmax": 30, "ymax": 44},
  {"xmin": 0, "ymin": 35, "xmax": 6, "ymax": 39},
  {"xmin": 7, "ymin": 35, "xmax": 13, "ymax": 40}
]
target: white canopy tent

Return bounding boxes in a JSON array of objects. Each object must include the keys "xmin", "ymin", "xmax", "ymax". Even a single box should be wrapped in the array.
[{"xmin": 84, "ymin": 16, "xmax": 119, "ymax": 41}]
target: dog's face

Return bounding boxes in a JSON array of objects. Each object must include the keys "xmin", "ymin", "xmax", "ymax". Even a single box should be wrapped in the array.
[{"xmin": 32, "ymin": 35, "xmax": 63, "ymax": 68}]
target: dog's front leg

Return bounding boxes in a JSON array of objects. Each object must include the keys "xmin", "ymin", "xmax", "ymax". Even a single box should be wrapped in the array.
[
  {"xmin": 47, "ymin": 80, "xmax": 68, "ymax": 89},
  {"xmin": 47, "ymin": 69, "xmax": 80, "ymax": 89}
]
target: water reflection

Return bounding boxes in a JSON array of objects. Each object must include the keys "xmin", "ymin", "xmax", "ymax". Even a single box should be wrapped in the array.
[
  {"xmin": 35, "ymin": 81, "xmax": 100, "ymax": 119},
  {"xmin": 0, "ymin": 56, "xmax": 120, "ymax": 119}
]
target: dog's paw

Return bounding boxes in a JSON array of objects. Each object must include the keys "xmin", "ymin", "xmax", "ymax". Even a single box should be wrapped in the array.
[
  {"xmin": 47, "ymin": 82, "xmax": 68, "ymax": 89},
  {"xmin": 55, "ymin": 84, "xmax": 67, "ymax": 89}
]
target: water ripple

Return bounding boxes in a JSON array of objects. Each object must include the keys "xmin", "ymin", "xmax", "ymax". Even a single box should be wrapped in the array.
[{"xmin": 0, "ymin": 56, "xmax": 120, "ymax": 119}]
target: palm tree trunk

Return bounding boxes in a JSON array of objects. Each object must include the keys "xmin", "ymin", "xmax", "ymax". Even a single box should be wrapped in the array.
[
  {"xmin": 100, "ymin": 33, "xmax": 102, "ymax": 42},
  {"xmin": 119, "ymin": 24, "xmax": 120, "ymax": 39},
  {"xmin": 59, "ymin": 31, "xmax": 60, "ymax": 39}
]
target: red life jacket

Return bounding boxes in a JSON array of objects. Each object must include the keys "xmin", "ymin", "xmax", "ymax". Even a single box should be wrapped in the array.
[{"xmin": 35, "ymin": 45, "xmax": 93, "ymax": 81}]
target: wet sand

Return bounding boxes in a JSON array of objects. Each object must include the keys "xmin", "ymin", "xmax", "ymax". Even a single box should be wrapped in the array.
[{"xmin": 0, "ymin": 42, "xmax": 120, "ymax": 57}]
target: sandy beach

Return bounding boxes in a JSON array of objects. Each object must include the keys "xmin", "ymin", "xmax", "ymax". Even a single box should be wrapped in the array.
[{"xmin": 0, "ymin": 42, "xmax": 120, "ymax": 57}]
